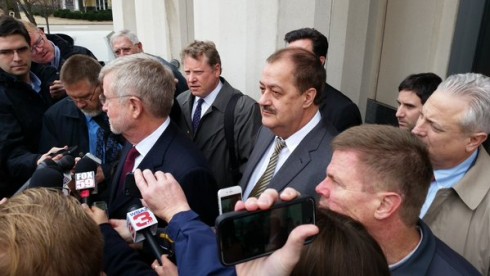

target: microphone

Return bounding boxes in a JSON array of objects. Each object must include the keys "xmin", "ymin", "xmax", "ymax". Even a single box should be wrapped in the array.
[
  {"xmin": 75, "ymin": 153, "xmax": 100, "ymax": 204},
  {"xmin": 126, "ymin": 203, "xmax": 163, "ymax": 265}
]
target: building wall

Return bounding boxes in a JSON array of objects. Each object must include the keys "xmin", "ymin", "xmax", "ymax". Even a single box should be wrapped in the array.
[{"xmin": 111, "ymin": 0, "xmax": 468, "ymax": 121}]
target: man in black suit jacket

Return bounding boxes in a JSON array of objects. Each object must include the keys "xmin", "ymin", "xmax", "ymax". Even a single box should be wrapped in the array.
[
  {"xmin": 285, "ymin": 28, "xmax": 362, "ymax": 132},
  {"xmin": 99, "ymin": 53, "xmax": 218, "ymax": 225},
  {"xmin": 39, "ymin": 55, "xmax": 124, "ymax": 202},
  {"xmin": 240, "ymin": 48, "xmax": 338, "ymax": 200}
]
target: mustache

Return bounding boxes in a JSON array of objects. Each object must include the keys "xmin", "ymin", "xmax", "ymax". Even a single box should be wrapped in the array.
[{"xmin": 260, "ymin": 105, "xmax": 276, "ymax": 114}]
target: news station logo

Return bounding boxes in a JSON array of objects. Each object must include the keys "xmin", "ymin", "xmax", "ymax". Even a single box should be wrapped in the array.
[
  {"xmin": 126, "ymin": 207, "xmax": 158, "ymax": 243},
  {"xmin": 75, "ymin": 171, "xmax": 95, "ymax": 190}
]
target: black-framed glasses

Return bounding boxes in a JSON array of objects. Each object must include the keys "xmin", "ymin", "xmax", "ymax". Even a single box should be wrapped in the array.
[
  {"xmin": 31, "ymin": 33, "xmax": 45, "ymax": 54},
  {"xmin": 99, "ymin": 94, "xmax": 137, "ymax": 105},
  {"xmin": 68, "ymin": 86, "xmax": 97, "ymax": 104}
]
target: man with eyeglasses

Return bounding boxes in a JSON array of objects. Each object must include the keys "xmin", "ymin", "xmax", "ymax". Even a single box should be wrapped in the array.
[
  {"xmin": 109, "ymin": 30, "xmax": 188, "ymax": 121},
  {"xmin": 0, "ymin": 16, "xmax": 66, "ymax": 197},
  {"xmin": 39, "ymin": 55, "xmax": 124, "ymax": 203},
  {"xmin": 22, "ymin": 20, "xmax": 98, "ymax": 100}
]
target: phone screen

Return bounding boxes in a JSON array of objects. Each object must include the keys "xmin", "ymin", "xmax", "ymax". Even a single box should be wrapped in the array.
[
  {"xmin": 216, "ymin": 197, "xmax": 315, "ymax": 265},
  {"xmin": 220, "ymin": 193, "xmax": 242, "ymax": 214}
]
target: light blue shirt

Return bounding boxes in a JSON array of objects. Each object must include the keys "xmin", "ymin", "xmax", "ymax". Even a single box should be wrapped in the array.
[
  {"xmin": 29, "ymin": 72, "xmax": 41, "ymax": 93},
  {"xmin": 85, "ymin": 116, "xmax": 101, "ymax": 160},
  {"xmin": 420, "ymin": 150, "xmax": 478, "ymax": 218},
  {"xmin": 51, "ymin": 42, "xmax": 61, "ymax": 70}
]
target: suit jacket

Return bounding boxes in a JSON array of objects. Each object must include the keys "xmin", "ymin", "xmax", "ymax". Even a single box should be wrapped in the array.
[
  {"xmin": 176, "ymin": 77, "xmax": 261, "ymax": 189},
  {"xmin": 320, "ymin": 83, "xmax": 362, "ymax": 132},
  {"xmin": 239, "ymin": 120, "xmax": 337, "ymax": 200},
  {"xmin": 424, "ymin": 147, "xmax": 490, "ymax": 275},
  {"xmin": 108, "ymin": 122, "xmax": 219, "ymax": 226}
]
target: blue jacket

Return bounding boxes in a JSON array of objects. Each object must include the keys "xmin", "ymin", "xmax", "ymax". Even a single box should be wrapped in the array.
[
  {"xmin": 391, "ymin": 220, "xmax": 480, "ymax": 276},
  {"xmin": 167, "ymin": 210, "xmax": 236, "ymax": 276}
]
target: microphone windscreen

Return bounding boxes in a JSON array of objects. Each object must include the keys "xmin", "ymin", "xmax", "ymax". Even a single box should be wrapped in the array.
[
  {"xmin": 29, "ymin": 167, "xmax": 64, "ymax": 189},
  {"xmin": 57, "ymin": 155, "xmax": 75, "ymax": 171},
  {"xmin": 75, "ymin": 156, "xmax": 98, "ymax": 173}
]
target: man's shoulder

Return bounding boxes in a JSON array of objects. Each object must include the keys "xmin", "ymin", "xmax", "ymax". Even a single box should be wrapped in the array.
[
  {"xmin": 430, "ymin": 236, "xmax": 480, "ymax": 275},
  {"xmin": 44, "ymin": 98, "xmax": 78, "ymax": 117}
]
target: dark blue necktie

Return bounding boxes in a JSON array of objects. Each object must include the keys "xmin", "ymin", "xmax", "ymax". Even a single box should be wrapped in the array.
[{"xmin": 192, "ymin": 98, "xmax": 204, "ymax": 132}]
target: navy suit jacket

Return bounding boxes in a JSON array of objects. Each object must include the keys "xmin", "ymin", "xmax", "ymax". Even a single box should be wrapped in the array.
[
  {"xmin": 240, "ymin": 119, "xmax": 337, "ymax": 200},
  {"xmin": 108, "ymin": 121, "xmax": 218, "ymax": 225}
]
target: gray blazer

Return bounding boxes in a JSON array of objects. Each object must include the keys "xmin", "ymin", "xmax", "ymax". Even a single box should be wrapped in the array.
[
  {"xmin": 239, "ymin": 120, "xmax": 337, "ymax": 200},
  {"xmin": 176, "ymin": 77, "xmax": 261, "ymax": 189}
]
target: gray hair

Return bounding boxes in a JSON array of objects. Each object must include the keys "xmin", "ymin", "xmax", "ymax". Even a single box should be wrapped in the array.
[
  {"xmin": 109, "ymin": 29, "xmax": 140, "ymax": 47},
  {"xmin": 437, "ymin": 73, "xmax": 490, "ymax": 134},
  {"xmin": 99, "ymin": 53, "xmax": 175, "ymax": 118}
]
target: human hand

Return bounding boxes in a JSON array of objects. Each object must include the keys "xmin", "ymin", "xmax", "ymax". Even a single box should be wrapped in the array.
[
  {"xmin": 234, "ymin": 187, "xmax": 301, "ymax": 212},
  {"xmin": 49, "ymin": 80, "xmax": 66, "ymax": 99},
  {"xmin": 82, "ymin": 204, "xmax": 109, "ymax": 225},
  {"xmin": 37, "ymin": 146, "xmax": 67, "ymax": 165},
  {"xmin": 235, "ymin": 224, "xmax": 319, "ymax": 276},
  {"xmin": 109, "ymin": 219, "xmax": 133, "ymax": 243},
  {"xmin": 152, "ymin": 255, "xmax": 178, "ymax": 276},
  {"xmin": 134, "ymin": 169, "xmax": 190, "ymax": 222}
]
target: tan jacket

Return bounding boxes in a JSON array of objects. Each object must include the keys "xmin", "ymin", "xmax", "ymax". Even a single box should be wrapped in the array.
[{"xmin": 424, "ymin": 147, "xmax": 490, "ymax": 275}]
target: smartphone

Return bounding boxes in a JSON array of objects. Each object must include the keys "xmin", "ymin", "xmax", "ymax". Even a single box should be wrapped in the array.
[
  {"xmin": 215, "ymin": 196, "xmax": 316, "ymax": 266},
  {"xmin": 49, "ymin": 145, "xmax": 78, "ymax": 157},
  {"xmin": 218, "ymin": 186, "xmax": 242, "ymax": 214}
]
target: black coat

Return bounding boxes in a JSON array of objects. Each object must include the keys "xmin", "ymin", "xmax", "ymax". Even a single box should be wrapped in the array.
[
  {"xmin": 320, "ymin": 83, "xmax": 362, "ymax": 132},
  {"xmin": 0, "ymin": 65, "xmax": 58, "ymax": 197}
]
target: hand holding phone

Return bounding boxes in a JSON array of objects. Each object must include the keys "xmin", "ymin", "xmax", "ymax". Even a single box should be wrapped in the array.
[{"xmin": 215, "ymin": 196, "xmax": 316, "ymax": 266}]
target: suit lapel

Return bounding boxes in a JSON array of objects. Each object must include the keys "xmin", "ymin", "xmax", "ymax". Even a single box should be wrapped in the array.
[
  {"xmin": 109, "ymin": 143, "xmax": 132, "ymax": 205},
  {"xmin": 268, "ymin": 122, "xmax": 326, "ymax": 192},
  {"xmin": 239, "ymin": 126, "xmax": 275, "ymax": 190}
]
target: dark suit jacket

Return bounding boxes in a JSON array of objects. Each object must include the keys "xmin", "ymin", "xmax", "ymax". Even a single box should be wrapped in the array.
[
  {"xmin": 108, "ymin": 122, "xmax": 219, "ymax": 226},
  {"xmin": 239, "ymin": 119, "xmax": 337, "ymax": 200},
  {"xmin": 320, "ymin": 83, "xmax": 362, "ymax": 132}
]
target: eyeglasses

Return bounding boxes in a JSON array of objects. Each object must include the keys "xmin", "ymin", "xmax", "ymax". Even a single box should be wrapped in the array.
[
  {"xmin": 99, "ymin": 94, "xmax": 137, "ymax": 105},
  {"xmin": 68, "ymin": 86, "xmax": 97, "ymax": 104},
  {"xmin": 0, "ymin": 46, "xmax": 30, "ymax": 57},
  {"xmin": 31, "ymin": 33, "xmax": 45, "ymax": 54}
]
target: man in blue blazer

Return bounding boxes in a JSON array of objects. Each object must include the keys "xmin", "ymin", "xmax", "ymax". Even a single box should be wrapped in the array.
[
  {"xmin": 99, "ymin": 53, "xmax": 218, "ymax": 226},
  {"xmin": 240, "ymin": 48, "xmax": 338, "ymax": 200}
]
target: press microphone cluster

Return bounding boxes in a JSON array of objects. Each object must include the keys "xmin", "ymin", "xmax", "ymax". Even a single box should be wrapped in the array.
[{"xmin": 29, "ymin": 155, "xmax": 75, "ymax": 189}]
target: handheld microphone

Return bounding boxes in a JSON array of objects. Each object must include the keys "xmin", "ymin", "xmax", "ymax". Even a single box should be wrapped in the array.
[
  {"xmin": 126, "ymin": 203, "xmax": 163, "ymax": 265},
  {"xmin": 75, "ymin": 153, "xmax": 100, "ymax": 204}
]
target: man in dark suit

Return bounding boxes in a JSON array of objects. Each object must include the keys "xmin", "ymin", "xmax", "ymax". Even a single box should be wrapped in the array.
[
  {"xmin": 99, "ymin": 53, "xmax": 218, "ymax": 225},
  {"xmin": 240, "ymin": 47, "xmax": 338, "ymax": 200},
  {"xmin": 284, "ymin": 28, "xmax": 362, "ymax": 132},
  {"xmin": 39, "ymin": 55, "xmax": 124, "ymax": 202}
]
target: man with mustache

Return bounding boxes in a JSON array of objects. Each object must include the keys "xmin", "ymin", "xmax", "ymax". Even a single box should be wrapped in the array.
[
  {"xmin": 239, "ymin": 47, "xmax": 337, "ymax": 200},
  {"xmin": 0, "ymin": 16, "xmax": 63, "ymax": 197},
  {"xmin": 39, "ymin": 55, "xmax": 124, "ymax": 202}
]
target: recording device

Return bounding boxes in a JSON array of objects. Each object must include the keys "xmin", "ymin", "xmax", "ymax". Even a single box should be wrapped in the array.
[
  {"xmin": 15, "ymin": 155, "xmax": 76, "ymax": 195},
  {"xmin": 75, "ymin": 153, "xmax": 101, "ymax": 204},
  {"xmin": 218, "ymin": 186, "xmax": 242, "ymax": 215},
  {"xmin": 215, "ymin": 196, "xmax": 316, "ymax": 266},
  {"xmin": 48, "ymin": 145, "xmax": 78, "ymax": 157},
  {"xmin": 126, "ymin": 203, "xmax": 163, "ymax": 265}
]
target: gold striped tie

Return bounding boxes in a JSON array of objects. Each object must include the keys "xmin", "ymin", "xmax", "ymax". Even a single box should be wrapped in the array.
[{"xmin": 250, "ymin": 137, "xmax": 286, "ymax": 198}]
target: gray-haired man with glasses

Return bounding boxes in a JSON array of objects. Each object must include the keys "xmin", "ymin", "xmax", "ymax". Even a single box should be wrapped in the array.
[{"xmin": 0, "ymin": 16, "xmax": 66, "ymax": 197}]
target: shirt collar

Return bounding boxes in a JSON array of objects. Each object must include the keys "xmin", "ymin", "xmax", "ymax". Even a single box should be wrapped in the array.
[
  {"xmin": 29, "ymin": 72, "xmax": 42, "ymax": 93},
  {"xmin": 194, "ymin": 80, "xmax": 223, "ymax": 107},
  {"xmin": 134, "ymin": 118, "xmax": 170, "ymax": 157},
  {"xmin": 433, "ymin": 150, "xmax": 478, "ymax": 189},
  {"xmin": 283, "ymin": 111, "xmax": 321, "ymax": 153},
  {"xmin": 51, "ymin": 43, "xmax": 61, "ymax": 69}
]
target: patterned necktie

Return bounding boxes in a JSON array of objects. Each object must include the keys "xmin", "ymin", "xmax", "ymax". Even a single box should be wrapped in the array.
[
  {"xmin": 95, "ymin": 116, "xmax": 122, "ymax": 164},
  {"xmin": 118, "ymin": 147, "xmax": 140, "ymax": 194},
  {"xmin": 192, "ymin": 98, "xmax": 205, "ymax": 132},
  {"xmin": 250, "ymin": 137, "xmax": 286, "ymax": 198},
  {"xmin": 95, "ymin": 126, "xmax": 105, "ymax": 161}
]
